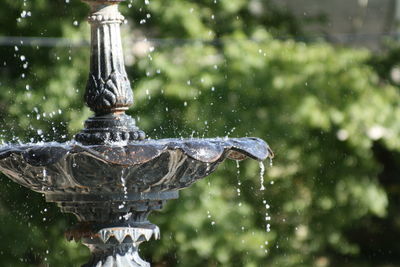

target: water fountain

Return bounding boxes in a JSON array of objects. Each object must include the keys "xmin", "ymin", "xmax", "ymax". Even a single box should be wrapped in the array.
[{"xmin": 0, "ymin": 0, "xmax": 273, "ymax": 266}]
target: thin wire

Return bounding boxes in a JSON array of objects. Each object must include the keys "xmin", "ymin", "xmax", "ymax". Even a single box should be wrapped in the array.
[
  {"xmin": 0, "ymin": 32, "xmax": 399, "ymax": 48},
  {"xmin": 0, "ymin": 36, "xmax": 88, "ymax": 47}
]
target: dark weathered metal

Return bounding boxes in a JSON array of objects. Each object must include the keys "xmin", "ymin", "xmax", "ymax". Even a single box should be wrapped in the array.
[
  {"xmin": 84, "ymin": 0, "xmax": 131, "ymax": 114},
  {"xmin": 0, "ymin": 0, "xmax": 273, "ymax": 266},
  {"xmin": 75, "ymin": 0, "xmax": 145, "ymax": 145},
  {"xmin": 0, "ymin": 138, "xmax": 271, "ymax": 193},
  {"xmin": 68, "ymin": 223, "xmax": 160, "ymax": 267},
  {"xmin": 0, "ymin": 138, "xmax": 272, "ymax": 266}
]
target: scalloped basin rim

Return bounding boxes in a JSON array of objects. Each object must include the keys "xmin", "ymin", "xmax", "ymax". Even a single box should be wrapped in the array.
[{"xmin": 0, "ymin": 137, "xmax": 272, "ymax": 167}]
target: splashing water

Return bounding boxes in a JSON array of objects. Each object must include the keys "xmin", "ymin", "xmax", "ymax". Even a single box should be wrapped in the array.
[
  {"xmin": 119, "ymin": 169, "xmax": 128, "ymax": 210},
  {"xmin": 259, "ymin": 161, "xmax": 265, "ymax": 191},
  {"xmin": 121, "ymin": 172, "xmax": 128, "ymax": 198}
]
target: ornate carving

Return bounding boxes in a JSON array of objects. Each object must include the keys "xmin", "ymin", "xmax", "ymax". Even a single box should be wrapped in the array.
[
  {"xmin": 75, "ymin": 0, "xmax": 146, "ymax": 144},
  {"xmin": 84, "ymin": 1, "xmax": 133, "ymax": 115},
  {"xmin": 88, "ymin": 13, "xmax": 125, "ymax": 23},
  {"xmin": 0, "ymin": 136, "xmax": 272, "ymax": 266},
  {"xmin": 85, "ymin": 72, "xmax": 133, "ymax": 114},
  {"xmin": 0, "ymin": 138, "xmax": 271, "ymax": 194},
  {"xmin": 67, "ymin": 224, "xmax": 160, "ymax": 267}
]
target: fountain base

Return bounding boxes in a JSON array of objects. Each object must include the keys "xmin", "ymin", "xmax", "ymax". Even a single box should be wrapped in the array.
[
  {"xmin": 83, "ymin": 245, "xmax": 149, "ymax": 267},
  {"xmin": 75, "ymin": 113, "xmax": 146, "ymax": 145},
  {"xmin": 67, "ymin": 224, "xmax": 160, "ymax": 267},
  {"xmin": 53, "ymin": 192, "xmax": 176, "ymax": 267}
]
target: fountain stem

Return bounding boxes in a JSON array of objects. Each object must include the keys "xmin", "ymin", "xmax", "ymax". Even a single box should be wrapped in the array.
[
  {"xmin": 85, "ymin": 1, "xmax": 132, "ymax": 114},
  {"xmin": 66, "ymin": 223, "xmax": 160, "ymax": 267},
  {"xmin": 76, "ymin": 0, "xmax": 145, "ymax": 145},
  {"xmin": 83, "ymin": 243, "xmax": 149, "ymax": 267}
]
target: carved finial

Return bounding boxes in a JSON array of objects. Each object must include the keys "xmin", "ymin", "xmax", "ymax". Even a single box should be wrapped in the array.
[
  {"xmin": 84, "ymin": 0, "xmax": 132, "ymax": 115},
  {"xmin": 75, "ymin": 0, "xmax": 145, "ymax": 145}
]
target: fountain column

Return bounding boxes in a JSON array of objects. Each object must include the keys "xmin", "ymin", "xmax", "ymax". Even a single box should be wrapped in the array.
[
  {"xmin": 76, "ymin": 0, "xmax": 145, "ymax": 145},
  {"xmin": 72, "ymin": 1, "xmax": 157, "ymax": 266}
]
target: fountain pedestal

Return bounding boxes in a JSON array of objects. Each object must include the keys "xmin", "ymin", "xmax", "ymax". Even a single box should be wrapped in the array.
[
  {"xmin": 49, "ymin": 191, "xmax": 178, "ymax": 266},
  {"xmin": 75, "ymin": 0, "xmax": 145, "ymax": 145},
  {"xmin": 69, "ymin": 224, "xmax": 160, "ymax": 267}
]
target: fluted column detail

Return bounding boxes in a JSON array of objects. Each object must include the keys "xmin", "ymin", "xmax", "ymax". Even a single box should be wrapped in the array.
[
  {"xmin": 85, "ymin": 1, "xmax": 132, "ymax": 114},
  {"xmin": 76, "ymin": 0, "xmax": 145, "ymax": 145}
]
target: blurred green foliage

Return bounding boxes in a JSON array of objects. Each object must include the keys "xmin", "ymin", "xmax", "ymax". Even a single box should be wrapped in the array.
[{"xmin": 0, "ymin": 0, "xmax": 400, "ymax": 266}]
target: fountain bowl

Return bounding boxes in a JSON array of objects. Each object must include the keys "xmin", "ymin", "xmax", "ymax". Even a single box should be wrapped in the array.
[{"xmin": 0, "ymin": 137, "xmax": 271, "ymax": 195}]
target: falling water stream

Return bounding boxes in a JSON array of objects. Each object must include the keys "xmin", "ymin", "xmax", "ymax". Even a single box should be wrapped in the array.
[
  {"xmin": 119, "ymin": 169, "xmax": 128, "ymax": 210},
  {"xmin": 235, "ymin": 158, "xmax": 273, "ymax": 255},
  {"xmin": 236, "ymin": 160, "xmax": 241, "ymax": 197},
  {"xmin": 259, "ymin": 161, "xmax": 266, "ymax": 191}
]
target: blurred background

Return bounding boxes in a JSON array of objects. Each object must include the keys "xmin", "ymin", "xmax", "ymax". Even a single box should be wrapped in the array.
[{"xmin": 1, "ymin": 0, "xmax": 400, "ymax": 266}]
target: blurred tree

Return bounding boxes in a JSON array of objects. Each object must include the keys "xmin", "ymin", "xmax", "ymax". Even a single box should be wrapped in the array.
[{"xmin": 0, "ymin": 0, "xmax": 399, "ymax": 266}]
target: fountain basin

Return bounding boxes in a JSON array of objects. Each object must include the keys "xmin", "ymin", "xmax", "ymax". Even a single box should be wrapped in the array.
[
  {"xmin": 0, "ymin": 137, "xmax": 271, "ymax": 195},
  {"xmin": 0, "ymin": 137, "xmax": 272, "ymax": 264},
  {"xmin": 0, "ymin": 137, "xmax": 272, "ymax": 224}
]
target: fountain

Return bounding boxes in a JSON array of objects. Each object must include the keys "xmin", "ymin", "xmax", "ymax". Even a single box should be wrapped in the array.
[{"xmin": 0, "ymin": 0, "xmax": 273, "ymax": 266}]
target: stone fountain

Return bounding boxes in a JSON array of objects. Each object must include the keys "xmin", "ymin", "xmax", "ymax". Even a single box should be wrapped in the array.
[{"xmin": 0, "ymin": 0, "xmax": 273, "ymax": 266}]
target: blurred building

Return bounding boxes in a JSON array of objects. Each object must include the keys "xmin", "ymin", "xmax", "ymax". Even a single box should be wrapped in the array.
[{"xmin": 269, "ymin": 0, "xmax": 400, "ymax": 49}]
